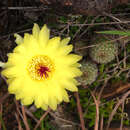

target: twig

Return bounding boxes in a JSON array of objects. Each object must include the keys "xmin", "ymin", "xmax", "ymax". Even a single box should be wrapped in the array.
[
  {"xmin": 106, "ymin": 90, "xmax": 130, "ymax": 130},
  {"xmin": 97, "ymin": 55, "xmax": 130, "ymax": 83},
  {"xmin": 75, "ymin": 44, "xmax": 97, "ymax": 51},
  {"xmin": 59, "ymin": 23, "xmax": 70, "ymax": 37},
  {"xmin": 0, "ymin": 93, "xmax": 9, "ymax": 104},
  {"xmin": 116, "ymin": 68, "xmax": 130, "ymax": 77},
  {"xmin": 113, "ymin": 13, "xmax": 130, "ymax": 16},
  {"xmin": 126, "ymin": 70, "xmax": 130, "ymax": 78},
  {"xmin": 40, "ymin": 0, "xmax": 51, "ymax": 4},
  {"xmin": 21, "ymin": 106, "xmax": 30, "ymax": 130},
  {"xmin": 66, "ymin": 21, "xmax": 130, "ymax": 26},
  {"xmin": 74, "ymin": 92, "xmax": 86, "ymax": 130},
  {"xmin": 24, "ymin": 108, "xmax": 38, "ymax": 123},
  {"xmin": 106, "ymin": 55, "xmax": 130, "ymax": 73},
  {"xmin": 89, "ymin": 80, "xmax": 107, "ymax": 130},
  {"xmin": 34, "ymin": 108, "xmax": 51, "ymax": 130},
  {"xmin": 103, "ymin": 12, "xmax": 122, "ymax": 22},
  {"xmin": 0, "ymin": 104, "xmax": 2, "ymax": 130},
  {"xmin": 15, "ymin": 101, "xmax": 24, "ymax": 120},
  {"xmin": 0, "ymin": 28, "xmax": 32, "ymax": 39},
  {"xmin": 83, "ymin": 95, "xmax": 93, "ymax": 117},
  {"xmin": 49, "ymin": 111, "xmax": 80, "ymax": 126},
  {"xmin": 97, "ymin": 80, "xmax": 108, "ymax": 101},
  {"xmin": 76, "ymin": 36, "xmax": 128, "ymax": 51},
  {"xmin": 90, "ymin": 91, "xmax": 99, "ymax": 130},
  {"xmin": 78, "ymin": 15, "xmax": 101, "ymax": 39},
  {"xmin": 120, "ymin": 101, "xmax": 124, "ymax": 130},
  {"xmin": 102, "ymin": 12, "xmax": 125, "ymax": 30},
  {"xmin": 101, "ymin": 83, "xmax": 130, "ymax": 99},
  {"xmin": 101, "ymin": 36, "xmax": 128, "ymax": 45},
  {"xmin": 1, "ymin": 6, "xmax": 49, "ymax": 11},
  {"xmin": 100, "ymin": 115, "xmax": 104, "ymax": 130},
  {"xmin": 15, "ymin": 112, "xmax": 23, "ymax": 130},
  {"xmin": 72, "ymin": 17, "xmax": 89, "ymax": 40},
  {"xmin": 0, "ymin": 105, "xmax": 6, "ymax": 130},
  {"xmin": 123, "ymin": 42, "xmax": 127, "ymax": 68}
]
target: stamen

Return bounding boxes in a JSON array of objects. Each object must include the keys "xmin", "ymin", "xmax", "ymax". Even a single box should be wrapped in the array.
[
  {"xmin": 27, "ymin": 55, "xmax": 54, "ymax": 81},
  {"xmin": 38, "ymin": 66, "xmax": 50, "ymax": 78}
]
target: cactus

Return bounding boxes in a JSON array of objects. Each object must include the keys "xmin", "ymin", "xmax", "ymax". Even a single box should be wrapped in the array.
[
  {"xmin": 89, "ymin": 42, "xmax": 118, "ymax": 64},
  {"xmin": 78, "ymin": 62, "xmax": 98, "ymax": 85}
]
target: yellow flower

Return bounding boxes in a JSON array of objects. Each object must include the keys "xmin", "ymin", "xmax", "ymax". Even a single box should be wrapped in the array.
[{"xmin": 1, "ymin": 24, "xmax": 82, "ymax": 110}]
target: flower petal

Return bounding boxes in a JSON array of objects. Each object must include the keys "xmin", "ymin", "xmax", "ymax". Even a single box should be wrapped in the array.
[
  {"xmin": 62, "ymin": 89, "xmax": 69, "ymax": 102},
  {"xmin": 60, "ymin": 37, "xmax": 70, "ymax": 46},
  {"xmin": 14, "ymin": 34, "xmax": 23, "ymax": 44},
  {"xmin": 58, "ymin": 45, "xmax": 73, "ymax": 55},
  {"xmin": 41, "ymin": 103, "xmax": 48, "ymax": 110},
  {"xmin": 49, "ymin": 96, "xmax": 58, "ymax": 110},
  {"xmin": 39, "ymin": 24, "xmax": 50, "ymax": 47},
  {"xmin": 61, "ymin": 78, "xmax": 78, "ymax": 92},
  {"xmin": 21, "ymin": 97, "xmax": 33, "ymax": 105},
  {"xmin": 47, "ymin": 37, "xmax": 60, "ymax": 51},
  {"xmin": 32, "ymin": 23, "xmax": 40, "ymax": 39}
]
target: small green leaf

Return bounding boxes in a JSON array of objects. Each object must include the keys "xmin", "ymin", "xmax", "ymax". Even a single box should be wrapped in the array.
[
  {"xmin": 97, "ymin": 30, "xmax": 130, "ymax": 36},
  {"xmin": 99, "ymin": 64, "xmax": 105, "ymax": 73}
]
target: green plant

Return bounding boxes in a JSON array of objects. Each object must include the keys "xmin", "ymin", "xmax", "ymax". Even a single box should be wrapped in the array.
[
  {"xmin": 90, "ymin": 41, "xmax": 118, "ymax": 64},
  {"xmin": 0, "ymin": 114, "xmax": 6, "ymax": 130},
  {"xmin": 97, "ymin": 30, "xmax": 130, "ymax": 36},
  {"xmin": 78, "ymin": 62, "xmax": 98, "ymax": 85},
  {"xmin": 81, "ymin": 92, "xmax": 130, "ymax": 128},
  {"xmin": 33, "ymin": 109, "xmax": 56, "ymax": 130}
]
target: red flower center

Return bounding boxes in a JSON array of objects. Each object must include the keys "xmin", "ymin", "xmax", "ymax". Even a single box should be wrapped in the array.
[
  {"xmin": 27, "ymin": 55, "xmax": 54, "ymax": 81},
  {"xmin": 38, "ymin": 66, "xmax": 50, "ymax": 78}
]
